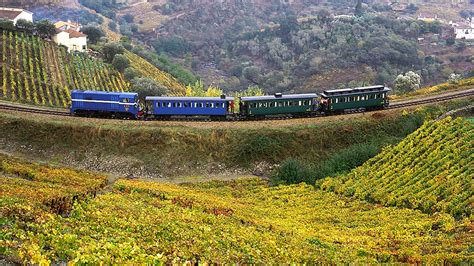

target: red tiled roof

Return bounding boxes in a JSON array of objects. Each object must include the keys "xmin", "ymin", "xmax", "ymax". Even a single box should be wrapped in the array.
[
  {"xmin": 0, "ymin": 10, "xmax": 21, "ymax": 20},
  {"xmin": 64, "ymin": 29, "xmax": 87, "ymax": 38}
]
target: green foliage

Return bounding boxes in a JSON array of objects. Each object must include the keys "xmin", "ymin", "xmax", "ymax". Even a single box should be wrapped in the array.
[
  {"xmin": 15, "ymin": 19, "xmax": 35, "ymax": 33},
  {"xmin": 81, "ymin": 26, "xmax": 105, "ymax": 44},
  {"xmin": 0, "ymin": 19, "xmax": 14, "ymax": 31},
  {"xmin": 271, "ymin": 158, "xmax": 314, "ymax": 185},
  {"xmin": 123, "ymin": 67, "xmax": 139, "ymax": 80},
  {"xmin": 78, "ymin": 0, "xmax": 119, "ymax": 18},
  {"xmin": 35, "ymin": 20, "xmax": 56, "ymax": 38},
  {"xmin": 355, "ymin": 0, "xmax": 364, "ymax": 16},
  {"xmin": 122, "ymin": 13, "xmax": 134, "ymax": 23},
  {"xmin": 102, "ymin": 42, "xmax": 124, "ymax": 63},
  {"xmin": 394, "ymin": 71, "xmax": 421, "ymax": 93},
  {"xmin": 152, "ymin": 36, "xmax": 192, "ymax": 57},
  {"xmin": 131, "ymin": 77, "xmax": 168, "ymax": 101},
  {"xmin": 112, "ymin": 54, "xmax": 130, "ymax": 72}
]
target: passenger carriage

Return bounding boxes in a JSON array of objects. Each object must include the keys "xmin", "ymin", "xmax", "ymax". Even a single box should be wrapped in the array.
[
  {"xmin": 239, "ymin": 93, "xmax": 319, "ymax": 118},
  {"xmin": 70, "ymin": 90, "xmax": 140, "ymax": 119},
  {"xmin": 319, "ymin": 85, "xmax": 390, "ymax": 114},
  {"xmin": 145, "ymin": 96, "xmax": 235, "ymax": 120}
]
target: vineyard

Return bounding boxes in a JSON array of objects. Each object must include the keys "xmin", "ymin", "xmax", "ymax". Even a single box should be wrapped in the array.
[
  {"xmin": 2, "ymin": 174, "xmax": 472, "ymax": 264},
  {"xmin": 320, "ymin": 117, "xmax": 473, "ymax": 218},
  {"xmin": 0, "ymin": 31, "xmax": 129, "ymax": 108},
  {"xmin": 124, "ymin": 51, "xmax": 186, "ymax": 96}
]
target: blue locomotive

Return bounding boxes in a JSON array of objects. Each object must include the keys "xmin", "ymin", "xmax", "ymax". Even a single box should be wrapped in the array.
[{"xmin": 70, "ymin": 90, "xmax": 140, "ymax": 119}]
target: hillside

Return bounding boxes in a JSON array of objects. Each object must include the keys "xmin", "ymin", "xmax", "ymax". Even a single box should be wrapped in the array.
[
  {"xmin": 95, "ymin": 0, "xmax": 474, "ymax": 93},
  {"xmin": 0, "ymin": 31, "xmax": 129, "ymax": 107},
  {"xmin": 124, "ymin": 50, "xmax": 186, "ymax": 95},
  {"xmin": 2, "ymin": 173, "xmax": 472, "ymax": 263},
  {"xmin": 320, "ymin": 117, "xmax": 473, "ymax": 218}
]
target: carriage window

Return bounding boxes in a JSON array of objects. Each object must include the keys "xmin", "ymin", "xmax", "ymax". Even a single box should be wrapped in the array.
[
  {"xmin": 361, "ymin": 96, "xmax": 365, "ymax": 101},
  {"xmin": 382, "ymin": 93, "xmax": 386, "ymax": 98}
]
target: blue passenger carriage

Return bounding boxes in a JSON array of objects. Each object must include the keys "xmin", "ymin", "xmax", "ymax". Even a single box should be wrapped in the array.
[
  {"xmin": 70, "ymin": 90, "xmax": 140, "ymax": 119},
  {"xmin": 145, "ymin": 96, "xmax": 235, "ymax": 120}
]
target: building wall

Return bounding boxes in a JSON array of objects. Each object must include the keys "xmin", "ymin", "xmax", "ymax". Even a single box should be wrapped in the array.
[
  {"xmin": 13, "ymin": 11, "xmax": 33, "ymax": 24},
  {"xmin": 53, "ymin": 33, "xmax": 87, "ymax": 52},
  {"xmin": 455, "ymin": 28, "xmax": 474, "ymax": 39},
  {"xmin": 53, "ymin": 31, "xmax": 70, "ymax": 50},
  {"xmin": 69, "ymin": 37, "xmax": 87, "ymax": 52}
]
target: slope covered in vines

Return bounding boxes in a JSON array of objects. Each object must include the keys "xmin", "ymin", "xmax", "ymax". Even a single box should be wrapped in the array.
[
  {"xmin": 0, "ymin": 31, "xmax": 129, "ymax": 107},
  {"xmin": 320, "ymin": 117, "xmax": 473, "ymax": 218},
  {"xmin": 3, "ymin": 177, "xmax": 472, "ymax": 264}
]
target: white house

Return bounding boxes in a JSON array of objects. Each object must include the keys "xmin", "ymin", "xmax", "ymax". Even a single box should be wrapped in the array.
[
  {"xmin": 53, "ymin": 29, "xmax": 87, "ymax": 53},
  {"xmin": 454, "ymin": 17, "xmax": 474, "ymax": 40},
  {"xmin": 0, "ymin": 7, "xmax": 33, "ymax": 25},
  {"xmin": 455, "ymin": 27, "xmax": 474, "ymax": 39}
]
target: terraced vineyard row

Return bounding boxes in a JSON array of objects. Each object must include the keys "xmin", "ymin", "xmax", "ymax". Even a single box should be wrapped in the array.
[
  {"xmin": 3, "ymin": 177, "xmax": 471, "ymax": 264},
  {"xmin": 0, "ymin": 31, "xmax": 129, "ymax": 107},
  {"xmin": 0, "ymin": 154, "xmax": 108, "ymax": 216},
  {"xmin": 320, "ymin": 117, "xmax": 473, "ymax": 218}
]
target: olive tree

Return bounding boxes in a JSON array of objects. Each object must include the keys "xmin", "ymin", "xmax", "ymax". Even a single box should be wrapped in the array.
[
  {"xmin": 112, "ymin": 54, "xmax": 130, "ymax": 72},
  {"xmin": 131, "ymin": 77, "xmax": 168, "ymax": 102},
  {"xmin": 394, "ymin": 71, "xmax": 421, "ymax": 93}
]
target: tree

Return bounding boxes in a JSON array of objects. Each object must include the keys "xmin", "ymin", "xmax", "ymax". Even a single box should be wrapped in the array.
[
  {"xmin": 15, "ymin": 19, "xmax": 34, "ymax": 33},
  {"xmin": 112, "ymin": 54, "xmax": 130, "ymax": 72},
  {"xmin": 122, "ymin": 13, "xmax": 134, "ymax": 23},
  {"xmin": 102, "ymin": 42, "xmax": 124, "ymax": 63},
  {"xmin": 124, "ymin": 67, "xmax": 139, "ymax": 80},
  {"xmin": 0, "ymin": 19, "xmax": 15, "ymax": 31},
  {"xmin": 406, "ymin": 4, "xmax": 419, "ymax": 14},
  {"xmin": 35, "ymin": 20, "xmax": 56, "ymax": 39},
  {"xmin": 446, "ymin": 37, "xmax": 455, "ymax": 46},
  {"xmin": 394, "ymin": 71, "xmax": 421, "ymax": 93},
  {"xmin": 81, "ymin": 26, "xmax": 105, "ymax": 44},
  {"xmin": 108, "ymin": 21, "xmax": 117, "ymax": 31},
  {"xmin": 242, "ymin": 66, "xmax": 261, "ymax": 84},
  {"xmin": 131, "ymin": 77, "xmax": 168, "ymax": 101},
  {"xmin": 355, "ymin": 0, "xmax": 364, "ymax": 16},
  {"xmin": 448, "ymin": 73, "xmax": 462, "ymax": 84}
]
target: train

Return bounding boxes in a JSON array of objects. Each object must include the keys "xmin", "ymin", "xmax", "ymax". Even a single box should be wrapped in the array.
[{"xmin": 70, "ymin": 85, "xmax": 391, "ymax": 120}]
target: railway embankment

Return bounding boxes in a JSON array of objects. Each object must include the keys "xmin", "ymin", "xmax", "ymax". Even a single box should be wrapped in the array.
[{"xmin": 0, "ymin": 99, "xmax": 470, "ymax": 179}]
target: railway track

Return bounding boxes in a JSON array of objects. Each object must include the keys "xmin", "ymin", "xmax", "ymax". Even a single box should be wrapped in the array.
[
  {"xmin": 0, "ymin": 102, "xmax": 71, "ymax": 116},
  {"xmin": 388, "ymin": 89, "xmax": 474, "ymax": 109},
  {"xmin": 0, "ymin": 89, "xmax": 472, "ymax": 121}
]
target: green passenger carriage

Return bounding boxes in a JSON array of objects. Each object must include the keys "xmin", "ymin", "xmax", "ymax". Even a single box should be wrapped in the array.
[
  {"xmin": 319, "ymin": 85, "xmax": 390, "ymax": 113},
  {"xmin": 239, "ymin": 93, "xmax": 318, "ymax": 117}
]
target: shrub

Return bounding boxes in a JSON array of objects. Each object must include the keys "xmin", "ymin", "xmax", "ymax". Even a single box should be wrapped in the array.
[
  {"xmin": 124, "ymin": 67, "xmax": 139, "ymax": 81},
  {"xmin": 102, "ymin": 42, "xmax": 124, "ymax": 63},
  {"xmin": 112, "ymin": 54, "xmax": 130, "ymax": 72},
  {"xmin": 131, "ymin": 77, "xmax": 168, "ymax": 102},
  {"xmin": 271, "ymin": 158, "xmax": 314, "ymax": 185}
]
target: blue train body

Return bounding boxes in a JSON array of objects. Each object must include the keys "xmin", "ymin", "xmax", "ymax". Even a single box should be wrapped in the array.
[
  {"xmin": 145, "ymin": 96, "xmax": 234, "ymax": 118},
  {"xmin": 71, "ymin": 90, "xmax": 140, "ymax": 119}
]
